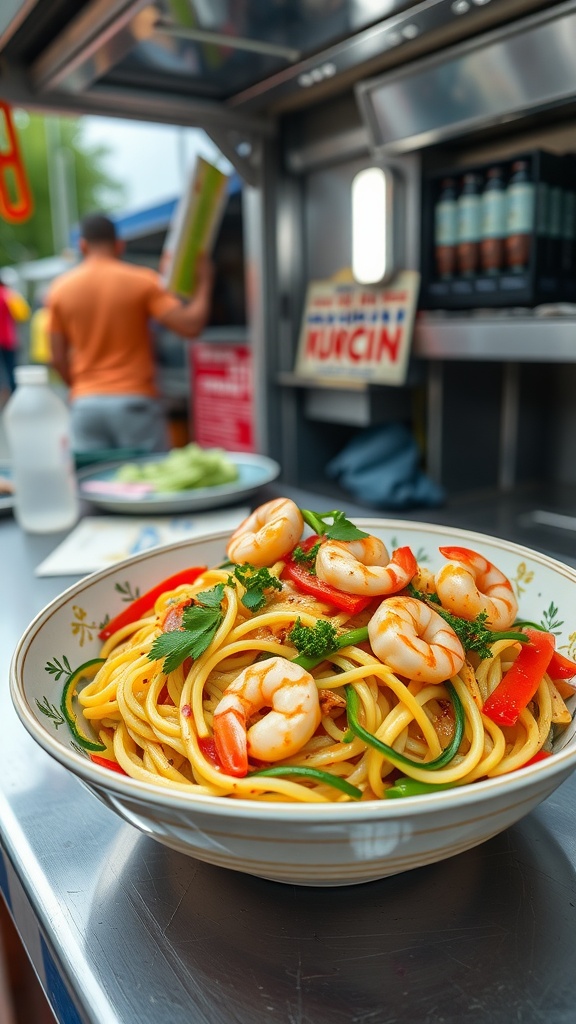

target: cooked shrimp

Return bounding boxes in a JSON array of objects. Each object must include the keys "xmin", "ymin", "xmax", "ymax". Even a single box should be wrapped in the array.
[
  {"xmin": 315, "ymin": 537, "xmax": 417, "ymax": 596},
  {"xmin": 212, "ymin": 656, "xmax": 321, "ymax": 777},
  {"xmin": 368, "ymin": 595, "xmax": 465, "ymax": 683},
  {"xmin": 226, "ymin": 498, "xmax": 304, "ymax": 566},
  {"xmin": 435, "ymin": 545, "xmax": 518, "ymax": 630}
]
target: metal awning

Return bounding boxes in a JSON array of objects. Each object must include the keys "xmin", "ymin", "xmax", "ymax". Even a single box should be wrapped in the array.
[{"xmin": 0, "ymin": 0, "xmax": 559, "ymax": 182}]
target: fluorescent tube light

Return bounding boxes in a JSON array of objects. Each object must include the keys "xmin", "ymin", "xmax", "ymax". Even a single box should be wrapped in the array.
[{"xmin": 351, "ymin": 166, "xmax": 395, "ymax": 284}]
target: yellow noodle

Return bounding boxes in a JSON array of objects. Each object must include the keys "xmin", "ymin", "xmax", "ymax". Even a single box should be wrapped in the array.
[{"xmin": 71, "ymin": 546, "xmax": 571, "ymax": 804}]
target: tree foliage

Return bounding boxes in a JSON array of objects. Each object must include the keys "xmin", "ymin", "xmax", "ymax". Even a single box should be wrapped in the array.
[{"xmin": 0, "ymin": 112, "xmax": 126, "ymax": 265}]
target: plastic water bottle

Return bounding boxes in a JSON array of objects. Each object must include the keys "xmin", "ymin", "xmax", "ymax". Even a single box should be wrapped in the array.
[{"xmin": 3, "ymin": 365, "xmax": 79, "ymax": 533}]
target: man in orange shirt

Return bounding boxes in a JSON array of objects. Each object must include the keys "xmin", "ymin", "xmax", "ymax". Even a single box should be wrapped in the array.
[{"xmin": 48, "ymin": 212, "xmax": 214, "ymax": 453}]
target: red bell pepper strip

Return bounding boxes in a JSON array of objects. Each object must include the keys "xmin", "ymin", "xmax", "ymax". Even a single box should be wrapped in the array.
[
  {"xmin": 520, "ymin": 750, "xmax": 552, "ymax": 769},
  {"xmin": 161, "ymin": 599, "xmax": 192, "ymax": 633},
  {"xmin": 282, "ymin": 533, "xmax": 371, "ymax": 615},
  {"xmin": 547, "ymin": 648, "xmax": 576, "ymax": 680},
  {"xmin": 282, "ymin": 540, "xmax": 416, "ymax": 616},
  {"xmin": 98, "ymin": 566, "xmax": 207, "ymax": 640},
  {"xmin": 282, "ymin": 560, "xmax": 372, "ymax": 616},
  {"xmin": 213, "ymin": 707, "xmax": 248, "ymax": 777},
  {"xmin": 198, "ymin": 735, "xmax": 223, "ymax": 770},
  {"xmin": 482, "ymin": 627, "xmax": 555, "ymax": 727},
  {"xmin": 89, "ymin": 754, "xmax": 128, "ymax": 775}
]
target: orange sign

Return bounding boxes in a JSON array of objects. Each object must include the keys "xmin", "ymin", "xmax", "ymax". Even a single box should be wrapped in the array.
[{"xmin": 294, "ymin": 270, "xmax": 420, "ymax": 386}]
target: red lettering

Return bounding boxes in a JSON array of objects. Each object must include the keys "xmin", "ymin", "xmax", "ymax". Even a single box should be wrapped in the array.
[
  {"xmin": 361, "ymin": 291, "xmax": 377, "ymax": 305},
  {"xmin": 325, "ymin": 331, "xmax": 342, "ymax": 360},
  {"xmin": 365, "ymin": 328, "xmax": 376, "ymax": 361},
  {"xmin": 305, "ymin": 329, "xmax": 322, "ymax": 357},
  {"xmin": 376, "ymin": 326, "xmax": 403, "ymax": 363},
  {"xmin": 319, "ymin": 329, "xmax": 335, "ymax": 359},
  {"xmin": 348, "ymin": 328, "xmax": 369, "ymax": 362}
]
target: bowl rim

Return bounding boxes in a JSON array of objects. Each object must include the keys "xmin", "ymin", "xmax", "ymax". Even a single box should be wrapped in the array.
[{"xmin": 11, "ymin": 517, "xmax": 576, "ymax": 823}]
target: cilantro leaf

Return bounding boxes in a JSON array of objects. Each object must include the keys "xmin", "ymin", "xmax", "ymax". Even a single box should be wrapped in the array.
[
  {"xmin": 147, "ymin": 585, "xmax": 224, "ymax": 672},
  {"xmin": 230, "ymin": 564, "xmax": 283, "ymax": 612},
  {"xmin": 300, "ymin": 508, "xmax": 369, "ymax": 541},
  {"xmin": 195, "ymin": 583, "xmax": 224, "ymax": 608}
]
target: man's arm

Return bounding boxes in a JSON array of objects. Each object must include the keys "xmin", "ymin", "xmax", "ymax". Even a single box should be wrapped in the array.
[
  {"xmin": 156, "ymin": 254, "xmax": 215, "ymax": 338},
  {"xmin": 49, "ymin": 329, "xmax": 71, "ymax": 386}
]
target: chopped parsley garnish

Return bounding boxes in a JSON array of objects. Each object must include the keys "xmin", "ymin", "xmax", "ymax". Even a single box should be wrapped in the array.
[
  {"xmin": 300, "ymin": 508, "xmax": 369, "ymax": 542},
  {"xmin": 292, "ymin": 541, "xmax": 321, "ymax": 571},
  {"xmin": 407, "ymin": 582, "xmax": 527, "ymax": 659},
  {"xmin": 147, "ymin": 584, "xmax": 225, "ymax": 672},
  {"xmin": 230, "ymin": 564, "xmax": 283, "ymax": 612},
  {"xmin": 288, "ymin": 617, "xmax": 339, "ymax": 658},
  {"xmin": 407, "ymin": 582, "xmax": 441, "ymax": 605}
]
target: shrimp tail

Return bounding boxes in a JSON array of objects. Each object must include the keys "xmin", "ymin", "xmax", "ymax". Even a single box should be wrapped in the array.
[
  {"xmin": 438, "ymin": 546, "xmax": 475, "ymax": 561},
  {"xmin": 214, "ymin": 707, "xmax": 248, "ymax": 777},
  {"xmin": 391, "ymin": 546, "xmax": 418, "ymax": 588}
]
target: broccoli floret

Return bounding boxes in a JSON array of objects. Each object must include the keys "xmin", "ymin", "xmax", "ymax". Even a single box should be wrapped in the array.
[{"xmin": 288, "ymin": 617, "xmax": 339, "ymax": 658}]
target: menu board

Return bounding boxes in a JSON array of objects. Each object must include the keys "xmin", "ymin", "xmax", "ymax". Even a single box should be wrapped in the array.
[
  {"xmin": 190, "ymin": 342, "xmax": 255, "ymax": 452},
  {"xmin": 294, "ymin": 270, "xmax": 420, "ymax": 385}
]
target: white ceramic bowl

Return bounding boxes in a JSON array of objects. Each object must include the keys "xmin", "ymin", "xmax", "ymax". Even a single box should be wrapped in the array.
[{"xmin": 10, "ymin": 519, "xmax": 576, "ymax": 887}]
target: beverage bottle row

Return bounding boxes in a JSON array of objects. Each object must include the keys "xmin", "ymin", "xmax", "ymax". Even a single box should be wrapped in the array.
[{"xmin": 433, "ymin": 160, "xmax": 536, "ymax": 280}]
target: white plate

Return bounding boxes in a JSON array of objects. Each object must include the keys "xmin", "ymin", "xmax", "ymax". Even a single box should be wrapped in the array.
[{"xmin": 77, "ymin": 451, "xmax": 281, "ymax": 515}]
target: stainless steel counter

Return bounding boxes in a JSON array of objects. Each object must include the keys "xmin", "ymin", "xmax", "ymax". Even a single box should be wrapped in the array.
[{"xmin": 2, "ymin": 488, "xmax": 576, "ymax": 1024}]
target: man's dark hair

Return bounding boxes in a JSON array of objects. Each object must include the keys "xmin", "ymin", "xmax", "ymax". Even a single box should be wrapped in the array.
[{"xmin": 80, "ymin": 213, "xmax": 117, "ymax": 244}]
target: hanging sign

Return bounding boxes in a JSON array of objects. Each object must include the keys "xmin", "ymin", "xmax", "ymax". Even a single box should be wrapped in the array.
[
  {"xmin": 0, "ymin": 103, "xmax": 34, "ymax": 223},
  {"xmin": 294, "ymin": 270, "xmax": 420, "ymax": 386},
  {"xmin": 190, "ymin": 342, "xmax": 255, "ymax": 452}
]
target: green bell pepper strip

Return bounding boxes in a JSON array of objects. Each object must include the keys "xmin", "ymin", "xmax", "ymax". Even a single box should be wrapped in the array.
[
  {"xmin": 345, "ymin": 681, "xmax": 465, "ymax": 771},
  {"xmin": 385, "ymin": 777, "xmax": 457, "ymax": 798},
  {"xmin": 61, "ymin": 658, "xmax": 106, "ymax": 752},
  {"xmin": 249, "ymin": 765, "xmax": 362, "ymax": 799}
]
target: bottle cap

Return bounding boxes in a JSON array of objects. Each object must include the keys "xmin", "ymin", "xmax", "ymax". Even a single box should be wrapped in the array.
[{"xmin": 14, "ymin": 365, "xmax": 49, "ymax": 386}]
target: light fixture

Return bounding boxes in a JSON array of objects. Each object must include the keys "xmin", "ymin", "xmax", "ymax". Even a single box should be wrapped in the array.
[{"xmin": 351, "ymin": 166, "xmax": 396, "ymax": 285}]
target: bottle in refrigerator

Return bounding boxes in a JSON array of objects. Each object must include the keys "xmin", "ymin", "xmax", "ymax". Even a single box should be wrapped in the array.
[
  {"xmin": 456, "ymin": 172, "xmax": 482, "ymax": 276},
  {"xmin": 433, "ymin": 177, "xmax": 458, "ymax": 279},
  {"xmin": 479, "ymin": 166, "xmax": 507, "ymax": 274},
  {"xmin": 3, "ymin": 364, "xmax": 79, "ymax": 533},
  {"xmin": 547, "ymin": 179, "xmax": 563, "ymax": 275},
  {"xmin": 505, "ymin": 160, "xmax": 535, "ymax": 272}
]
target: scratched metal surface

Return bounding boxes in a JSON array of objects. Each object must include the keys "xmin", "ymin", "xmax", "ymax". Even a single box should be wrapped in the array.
[{"xmin": 2, "ymin": 490, "xmax": 576, "ymax": 1024}]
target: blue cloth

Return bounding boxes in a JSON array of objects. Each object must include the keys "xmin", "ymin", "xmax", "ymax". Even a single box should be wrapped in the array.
[{"xmin": 326, "ymin": 423, "xmax": 445, "ymax": 511}]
